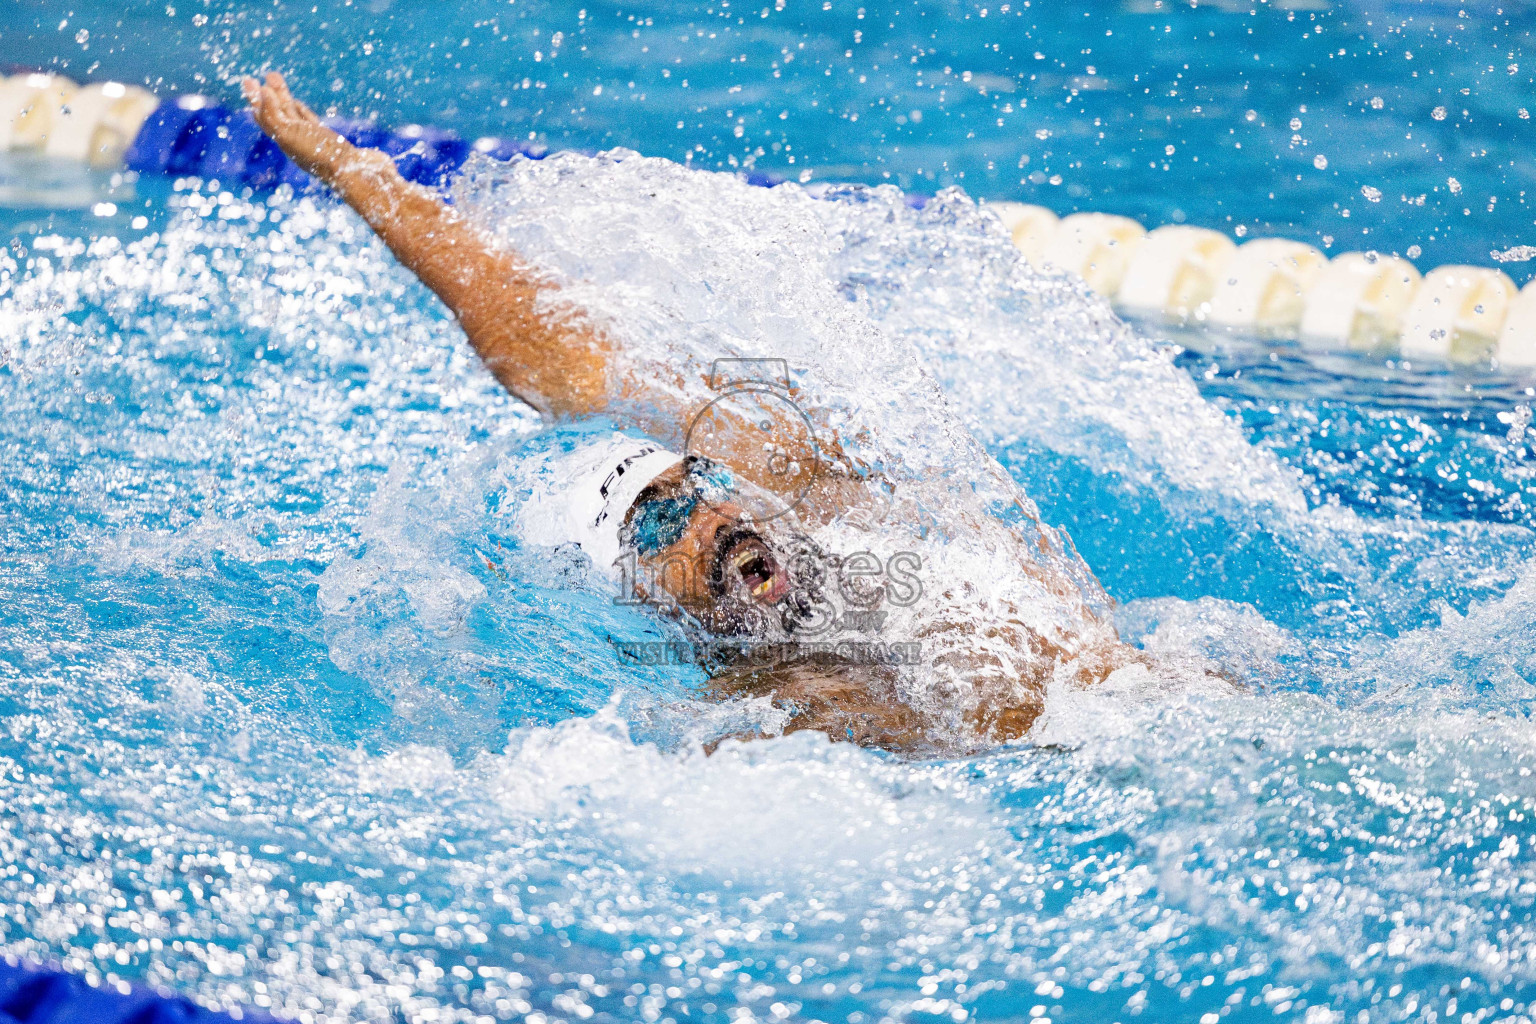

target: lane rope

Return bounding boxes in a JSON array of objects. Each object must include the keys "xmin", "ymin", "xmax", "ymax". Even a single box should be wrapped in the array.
[{"xmin": 3, "ymin": 69, "xmax": 1531, "ymax": 365}]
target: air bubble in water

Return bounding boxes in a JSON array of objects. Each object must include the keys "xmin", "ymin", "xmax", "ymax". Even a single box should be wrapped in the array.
[{"xmin": 1313, "ymin": 154, "xmax": 1328, "ymax": 170}]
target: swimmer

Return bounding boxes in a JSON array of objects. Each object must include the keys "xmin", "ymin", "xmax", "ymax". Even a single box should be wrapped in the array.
[{"xmin": 242, "ymin": 72, "xmax": 1140, "ymax": 753}]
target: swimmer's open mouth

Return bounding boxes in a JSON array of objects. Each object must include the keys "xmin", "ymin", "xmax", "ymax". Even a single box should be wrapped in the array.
[{"xmin": 712, "ymin": 530, "xmax": 790, "ymax": 604}]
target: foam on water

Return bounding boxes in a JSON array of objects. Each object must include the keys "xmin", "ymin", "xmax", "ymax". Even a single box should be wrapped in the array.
[{"xmin": 1, "ymin": 151, "xmax": 1535, "ymax": 1022}]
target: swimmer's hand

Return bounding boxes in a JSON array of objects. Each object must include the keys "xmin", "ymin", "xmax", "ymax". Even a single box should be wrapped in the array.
[{"xmin": 242, "ymin": 72, "xmax": 357, "ymax": 183}]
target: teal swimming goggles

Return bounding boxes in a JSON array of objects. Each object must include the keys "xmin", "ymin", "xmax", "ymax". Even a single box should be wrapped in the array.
[{"xmin": 621, "ymin": 456, "xmax": 737, "ymax": 556}]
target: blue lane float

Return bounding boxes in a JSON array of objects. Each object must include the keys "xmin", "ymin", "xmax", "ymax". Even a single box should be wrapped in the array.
[
  {"xmin": 0, "ymin": 956, "xmax": 281, "ymax": 1024},
  {"xmin": 113, "ymin": 88, "xmax": 756, "ymax": 194},
  {"xmin": 200, "ymin": 108, "xmax": 286, "ymax": 189},
  {"xmin": 123, "ymin": 94, "xmax": 227, "ymax": 176},
  {"xmin": 122, "ymin": 92, "xmax": 555, "ymax": 194}
]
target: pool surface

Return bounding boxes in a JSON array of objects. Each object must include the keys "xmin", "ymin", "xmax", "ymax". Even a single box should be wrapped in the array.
[
  {"xmin": 6, "ymin": 0, "xmax": 1536, "ymax": 271},
  {"xmin": 4, "ymin": 2, "xmax": 1536, "ymax": 1023}
]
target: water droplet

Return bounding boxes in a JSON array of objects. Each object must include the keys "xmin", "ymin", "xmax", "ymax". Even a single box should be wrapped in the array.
[
  {"xmin": 1431, "ymin": 106, "xmax": 1448, "ymax": 120},
  {"xmin": 1313, "ymin": 154, "xmax": 1328, "ymax": 170},
  {"xmin": 1289, "ymin": 117, "xmax": 1302, "ymax": 130}
]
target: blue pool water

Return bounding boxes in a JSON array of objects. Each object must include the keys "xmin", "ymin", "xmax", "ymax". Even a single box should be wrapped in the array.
[
  {"xmin": 7, "ymin": 0, "xmax": 1536, "ymax": 272},
  {"xmin": 4, "ymin": 2, "xmax": 1536, "ymax": 1024}
]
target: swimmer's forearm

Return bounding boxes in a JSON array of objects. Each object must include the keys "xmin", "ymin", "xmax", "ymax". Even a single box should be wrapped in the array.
[
  {"xmin": 244, "ymin": 72, "xmax": 611, "ymax": 417},
  {"xmin": 327, "ymin": 150, "xmax": 493, "ymax": 300},
  {"xmin": 326, "ymin": 152, "xmax": 611, "ymax": 415}
]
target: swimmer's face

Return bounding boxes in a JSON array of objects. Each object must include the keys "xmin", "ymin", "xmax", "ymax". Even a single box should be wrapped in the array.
[{"xmin": 621, "ymin": 457, "xmax": 820, "ymax": 635}]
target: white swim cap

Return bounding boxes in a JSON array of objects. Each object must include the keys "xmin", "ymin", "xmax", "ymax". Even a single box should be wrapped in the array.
[{"xmin": 516, "ymin": 433, "xmax": 683, "ymax": 575}]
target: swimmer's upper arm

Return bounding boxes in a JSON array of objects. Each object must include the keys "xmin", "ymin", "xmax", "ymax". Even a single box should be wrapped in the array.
[{"xmin": 244, "ymin": 72, "xmax": 610, "ymax": 418}]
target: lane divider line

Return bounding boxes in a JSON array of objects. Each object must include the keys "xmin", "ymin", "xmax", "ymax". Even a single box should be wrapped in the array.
[
  {"xmin": 986, "ymin": 200, "xmax": 1536, "ymax": 368},
  {"xmin": 3, "ymin": 71, "xmax": 1530, "ymax": 369}
]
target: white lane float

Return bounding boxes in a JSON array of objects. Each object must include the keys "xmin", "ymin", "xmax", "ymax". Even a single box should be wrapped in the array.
[
  {"xmin": 45, "ymin": 81, "xmax": 160, "ymax": 167},
  {"xmin": 1041, "ymin": 212, "xmax": 1146, "ymax": 296},
  {"xmin": 1497, "ymin": 281, "xmax": 1536, "ymax": 368},
  {"xmin": 985, "ymin": 201, "xmax": 1059, "ymax": 268},
  {"xmin": 1115, "ymin": 225, "xmax": 1236, "ymax": 322},
  {"xmin": 42, "ymin": 81, "xmax": 119, "ymax": 161},
  {"xmin": 980, "ymin": 194, "xmax": 1531, "ymax": 369},
  {"xmin": 1399, "ymin": 265, "xmax": 1518, "ymax": 363},
  {"xmin": 1299, "ymin": 252, "xmax": 1422, "ymax": 353},
  {"xmin": 0, "ymin": 73, "xmax": 77, "ymax": 150},
  {"xmin": 1206, "ymin": 238, "xmax": 1329, "ymax": 337}
]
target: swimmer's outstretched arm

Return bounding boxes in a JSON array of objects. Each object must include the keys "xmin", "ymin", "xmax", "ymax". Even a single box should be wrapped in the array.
[
  {"xmin": 243, "ymin": 72, "xmax": 610, "ymax": 418},
  {"xmin": 247, "ymin": 73, "xmax": 848, "ymax": 500}
]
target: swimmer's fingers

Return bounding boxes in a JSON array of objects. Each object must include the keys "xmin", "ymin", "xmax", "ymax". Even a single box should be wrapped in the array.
[
  {"xmin": 243, "ymin": 75, "xmax": 285, "ymax": 133},
  {"xmin": 244, "ymin": 71, "xmax": 351, "ymax": 182},
  {"xmin": 242, "ymin": 76, "xmax": 270, "ymax": 123},
  {"xmin": 294, "ymin": 95, "xmax": 322, "ymax": 124},
  {"xmin": 263, "ymin": 71, "xmax": 320, "ymax": 124}
]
